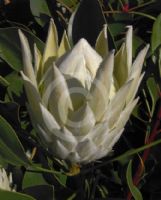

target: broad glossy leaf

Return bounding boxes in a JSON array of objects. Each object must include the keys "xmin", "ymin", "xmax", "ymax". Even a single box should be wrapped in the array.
[
  {"xmin": 30, "ymin": 0, "xmax": 51, "ymax": 26},
  {"xmin": 108, "ymin": 23, "xmax": 126, "ymax": 37},
  {"xmin": 126, "ymin": 160, "xmax": 143, "ymax": 200},
  {"xmin": 0, "ymin": 190, "xmax": 35, "ymax": 200},
  {"xmin": 133, "ymin": 36, "xmax": 145, "ymax": 57},
  {"xmin": 5, "ymin": 72, "xmax": 23, "ymax": 98},
  {"xmin": 0, "ymin": 102, "xmax": 20, "ymax": 131},
  {"xmin": 0, "ymin": 28, "xmax": 44, "ymax": 71},
  {"xmin": 151, "ymin": 13, "xmax": 161, "ymax": 52},
  {"xmin": 69, "ymin": 0, "xmax": 105, "ymax": 46},
  {"xmin": 22, "ymin": 172, "xmax": 48, "ymax": 189},
  {"xmin": 0, "ymin": 115, "xmax": 29, "ymax": 166},
  {"xmin": 23, "ymin": 185, "xmax": 55, "ymax": 200}
]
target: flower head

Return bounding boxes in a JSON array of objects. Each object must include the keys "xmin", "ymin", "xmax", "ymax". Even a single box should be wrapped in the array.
[{"xmin": 19, "ymin": 20, "xmax": 149, "ymax": 164}]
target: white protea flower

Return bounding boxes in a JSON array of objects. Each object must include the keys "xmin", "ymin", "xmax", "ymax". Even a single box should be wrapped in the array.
[
  {"xmin": 19, "ymin": 19, "xmax": 149, "ymax": 164},
  {"xmin": 0, "ymin": 168, "xmax": 13, "ymax": 191}
]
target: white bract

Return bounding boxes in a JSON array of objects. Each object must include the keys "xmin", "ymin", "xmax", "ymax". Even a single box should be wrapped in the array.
[
  {"xmin": 19, "ymin": 19, "xmax": 149, "ymax": 164},
  {"xmin": 0, "ymin": 168, "xmax": 13, "ymax": 191}
]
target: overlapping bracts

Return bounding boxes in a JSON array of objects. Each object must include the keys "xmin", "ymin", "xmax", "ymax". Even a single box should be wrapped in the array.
[{"xmin": 19, "ymin": 20, "xmax": 149, "ymax": 164}]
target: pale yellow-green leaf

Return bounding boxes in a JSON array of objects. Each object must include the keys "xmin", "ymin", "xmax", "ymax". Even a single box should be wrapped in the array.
[
  {"xmin": 58, "ymin": 31, "xmax": 71, "ymax": 57},
  {"xmin": 95, "ymin": 24, "xmax": 109, "ymax": 57},
  {"xmin": 114, "ymin": 43, "xmax": 128, "ymax": 88},
  {"xmin": 126, "ymin": 160, "xmax": 143, "ymax": 200},
  {"xmin": 89, "ymin": 50, "xmax": 114, "ymax": 122},
  {"xmin": 34, "ymin": 43, "xmax": 42, "ymax": 82},
  {"xmin": 42, "ymin": 19, "xmax": 58, "ymax": 73}
]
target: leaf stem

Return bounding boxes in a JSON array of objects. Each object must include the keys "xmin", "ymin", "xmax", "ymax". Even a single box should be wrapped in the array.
[{"xmin": 128, "ymin": 0, "xmax": 155, "ymax": 12}]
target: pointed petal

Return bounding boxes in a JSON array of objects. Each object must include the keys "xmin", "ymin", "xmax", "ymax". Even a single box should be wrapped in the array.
[
  {"xmin": 42, "ymin": 64, "xmax": 73, "ymax": 125},
  {"xmin": 21, "ymin": 71, "xmax": 41, "ymax": 116},
  {"xmin": 126, "ymin": 45, "xmax": 149, "ymax": 103},
  {"xmin": 36, "ymin": 125, "xmax": 53, "ymax": 144},
  {"xmin": 57, "ymin": 38, "xmax": 102, "ymax": 79},
  {"xmin": 39, "ymin": 103, "xmax": 60, "ymax": 130},
  {"xmin": 103, "ymin": 80, "xmax": 133, "ymax": 128},
  {"xmin": 59, "ymin": 53, "xmax": 90, "ymax": 88},
  {"xmin": 67, "ymin": 103, "xmax": 96, "ymax": 139},
  {"xmin": 114, "ymin": 26, "xmax": 133, "ymax": 87},
  {"xmin": 92, "ymin": 127, "xmax": 124, "ymax": 160},
  {"xmin": 67, "ymin": 152, "xmax": 81, "ymax": 163},
  {"xmin": 58, "ymin": 127, "xmax": 77, "ymax": 150},
  {"xmin": 55, "ymin": 140, "xmax": 69, "ymax": 159},
  {"xmin": 71, "ymin": 56, "xmax": 90, "ymax": 88},
  {"xmin": 67, "ymin": 6, "xmax": 78, "ymax": 44},
  {"xmin": 129, "ymin": 44, "xmax": 149, "ymax": 79},
  {"xmin": 116, "ymin": 98, "xmax": 139, "ymax": 129},
  {"xmin": 37, "ymin": 122, "xmax": 77, "ymax": 153},
  {"xmin": 95, "ymin": 24, "xmax": 109, "ymax": 57},
  {"xmin": 87, "ymin": 122, "xmax": 109, "ymax": 146},
  {"xmin": 18, "ymin": 30, "xmax": 37, "ymax": 87},
  {"xmin": 65, "ymin": 76, "xmax": 88, "ymax": 110},
  {"xmin": 34, "ymin": 43, "xmax": 42, "ymax": 81},
  {"xmin": 83, "ymin": 39, "xmax": 103, "ymax": 78},
  {"xmin": 21, "ymin": 70, "xmax": 60, "ymax": 132},
  {"xmin": 76, "ymin": 139, "xmax": 97, "ymax": 162},
  {"xmin": 102, "ymin": 128, "xmax": 124, "ymax": 155},
  {"xmin": 44, "ymin": 127, "xmax": 77, "ymax": 151},
  {"xmin": 58, "ymin": 31, "xmax": 71, "ymax": 57},
  {"xmin": 125, "ymin": 26, "xmax": 133, "ymax": 72},
  {"xmin": 42, "ymin": 19, "xmax": 58, "ymax": 73},
  {"xmin": 126, "ymin": 73, "xmax": 144, "ymax": 103},
  {"xmin": 89, "ymin": 50, "xmax": 115, "ymax": 122},
  {"xmin": 114, "ymin": 43, "xmax": 128, "ymax": 87}
]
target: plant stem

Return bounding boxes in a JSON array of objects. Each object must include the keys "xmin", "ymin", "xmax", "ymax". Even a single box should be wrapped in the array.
[
  {"xmin": 128, "ymin": 0, "xmax": 155, "ymax": 12},
  {"xmin": 127, "ymin": 101, "xmax": 161, "ymax": 200}
]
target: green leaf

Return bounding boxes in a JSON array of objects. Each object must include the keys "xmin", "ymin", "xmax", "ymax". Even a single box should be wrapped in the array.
[
  {"xmin": 151, "ymin": 13, "xmax": 161, "ymax": 52},
  {"xmin": 108, "ymin": 23, "xmax": 126, "ymax": 37},
  {"xmin": 133, "ymin": 36, "xmax": 145, "ymax": 57},
  {"xmin": 146, "ymin": 77, "xmax": 159, "ymax": 115},
  {"xmin": 112, "ymin": 138, "xmax": 161, "ymax": 162},
  {"xmin": 158, "ymin": 48, "xmax": 161, "ymax": 77},
  {"xmin": 126, "ymin": 160, "xmax": 143, "ymax": 200},
  {"xmin": 30, "ymin": 0, "xmax": 51, "ymax": 26},
  {"xmin": 22, "ymin": 172, "xmax": 48, "ymax": 189},
  {"xmin": 23, "ymin": 185, "xmax": 55, "ymax": 200},
  {"xmin": 0, "ymin": 28, "xmax": 44, "ymax": 71},
  {"xmin": 132, "ymin": 104, "xmax": 147, "ymax": 123},
  {"xmin": 67, "ymin": 193, "xmax": 77, "ymax": 200},
  {"xmin": 0, "ymin": 115, "xmax": 30, "ymax": 166},
  {"xmin": 5, "ymin": 72, "xmax": 23, "ymax": 99},
  {"xmin": 0, "ymin": 190, "xmax": 36, "ymax": 200}
]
